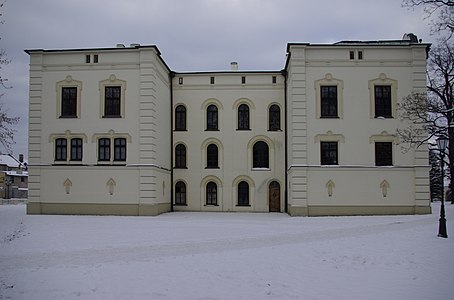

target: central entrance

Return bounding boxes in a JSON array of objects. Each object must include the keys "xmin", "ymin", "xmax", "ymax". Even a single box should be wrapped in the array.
[{"xmin": 269, "ymin": 181, "xmax": 280, "ymax": 212}]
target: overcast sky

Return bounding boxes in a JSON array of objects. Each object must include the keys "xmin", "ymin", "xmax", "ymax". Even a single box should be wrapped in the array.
[{"xmin": 1, "ymin": 0, "xmax": 433, "ymax": 158}]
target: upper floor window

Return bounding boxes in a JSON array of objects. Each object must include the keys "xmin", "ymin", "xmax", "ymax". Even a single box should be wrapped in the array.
[
  {"xmin": 206, "ymin": 144, "xmax": 219, "ymax": 168},
  {"xmin": 253, "ymin": 141, "xmax": 269, "ymax": 169},
  {"xmin": 175, "ymin": 144, "xmax": 187, "ymax": 168},
  {"xmin": 237, "ymin": 181, "xmax": 249, "ymax": 206},
  {"xmin": 206, "ymin": 181, "xmax": 217, "ymax": 205},
  {"xmin": 269, "ymin": 105, "xmax": 281, "ymax": 131},
  {"xmin": 175, "ymin": 181, "xmax": 187, "ymax": 205},
  {"xmin": 375, "ymin": 142, "xmax": 393, "ymax": 166},
  {"xmin": 98, "ymin": 138, "xmax": 111, "ymax": 162},
  {"xmin": 70, "ymin": 138, "xmax": 83, "ymax": 161},
  {"xmin": 104, "ymin": 86, "xmax": 121, "ymax": 117},
  {"xmin": 61, "ymin": 87, "xmax": 78, "ymax": 118},
  {"xmin": 114, "ymin": 138, "xmax": 127, "ymax": 161},
  {"xmin": 320, "ymin": 86, "xmax": 338, "ymax": 118},
  {"xmin": 320, "ymin": 141, "xmax": 338, "ymax": 165},
  {"xmin": 238, "ymin": 104, "xmax": 250, "ymax": 130},
  {"xmin": 55, "ymin": 138, "xmax": 67, "ymax": 161},
  {"xmin": 175, "ymin": 105, "xmax": 187, "ymax": 131},
  {"xmin": 374, "ymin": 85, "xmax": 392, "ymax": 118},
  {"xmin": 206, "ymin": 105, "xmax": 218, "ymax": 130}
]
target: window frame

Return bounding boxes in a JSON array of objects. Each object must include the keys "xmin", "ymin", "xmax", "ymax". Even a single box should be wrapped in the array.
[
  {"xmin": 375, "ymin": 142, "xmax": 393, "ymax": 166},
  {"xmin": 206, "ymin": 181, "xmax": 218, "ymax": 205},
  {"xmin": 206, "ymin": 144, "xmax": 219, "ymax": 168},
  {"xmin": 320, "ymin": 141, "xmax": 338, "ymax": 165},
  {"xmin": 374, "ymin": 85, "xmax": 392, "ymax": 118},
  {"xmin": 237, "ymin": 103, "xmax": 250, "ymax": 130},
  {"xmin": 237, "ymin": 181, "xmax": 250, "ymax": 206},
  {"xmin": 369, "ymin": 74, "xmax": 397, "ymax": 119},
  {"xmin": 175, "ymin": 181, "xmax": 187, "ymax": 205},
  {"xmin": 56, "ymin": 76, "xmax": 82, "ymax": 119},
  {"xmin": 98, "ymin": 138, "xmax": 111, "ymax": 162},
  {"xmin": 315, "ymin": 74, "xmax": 343, "ymax": 119},
  {"xmin": 253, "ymin": 141, "xmax": 269, "ymax": 169},
  {"xmin": 93, "ymin": 131, "xmax": 131, "ymax": 165},
  {"xmin": 114, "ymin": 138, "xmax": 127, "ymax": 162},
  {"xmin": 175, "ymin": 105, "xmax": 187, "ymax": 131},
  {"xmin": 206, "ymin": 104, "xmax": 219, "ymax": 131},
  {"xmin": 175, "ymin": 144, "xmax": 187, "ymax": 168},
  {"xmin": 99, "ymin": 75, "xmax": 126, "ymax": 119},
  {"xmin": 268, "ymin": 104, "xmax": 281, "ymax": 131},
  {"xmin": 55, "ymin": 138, "xmax": 67, "ymax": 162},
  {"xmin": 70, "ymin": 138, "xmax": 83, "ymax": 161},
  {"xmin": 320, "ymin": 85, "xmax": 338, "ymax": 118}
]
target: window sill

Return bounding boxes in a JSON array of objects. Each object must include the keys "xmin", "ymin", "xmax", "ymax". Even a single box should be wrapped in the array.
[
  {"xmin": 236, "ymin": 204, "xmax": 251, "ymax": 207},
  {"xmin": 268, "ymin": 129, "xmax": 282, "ymax": 132},
  {"xmin": 204, "ymin": 204, "xmax": 219, "ymax": 207},
  {"xmin": 252, "ymin": 167, "xmax": 270, "ymax": 171},
  {"xmin": 59, "ymin": 116, "xmax": 78, "ymax": 119},
  {"xmin": 205, "ymin": 129, "xmax": 219, "ymax": 132},
  {"xmin": 320, "ymin": 116, "xmax": 340, "ymax": 119},
  {"xmin": 174, "ymin": 167, "xmax": 188, "ymax": 169},
  {"xmin": 174, "ymin": 129, "xmax": 187, "ymax": 132},
  {"xmin": 102, "ymin": 115, "xmax": 122, "ymax": 119},
  {"xmin": 205, "ymin": 166, "xmax": 219, "ymax": 169},
  {"xmin": 374, "ymin": 116, "xmax": 393, "ymax": 119},
  {"xmin": 237, "ymin": 128, "xmax": 251, "ymax": 131},
  {"xmin": 174, "ymin": 203, "xmax": 188, "ymax": 206}
]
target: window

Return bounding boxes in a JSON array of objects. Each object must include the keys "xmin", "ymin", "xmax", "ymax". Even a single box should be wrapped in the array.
[
  {"xmin": 206, "ymin": 181, "xmax": 217, "ymax": 205},
  {"xmin": 114, "ymin": 138, "xmax": 127, "ymax": 161},
  {"xmin": 358, "ymin": 51, "xmax": 363, "ymax": 60},
  {"xmin": 241, "ymin": 76, "xmax": 246, "ymax": 84},
  {"xmin": 93, "ymin": 55, "xmax": 99, "ymax": 63},
  {"xmin": 61, "ymin": 87, "xmax": 77, "ymax": 118},
  {"xmin": 253, "ymin": 141, "xmax": 269, "ymax": 168},
  {"xmin": 238, "ymin": 104, "xmax": 250, "ymax": 130},
  {"xmin": 175, "ymin": 105, "xmax": 187, "ymax": 131},
  {"xmin": 320, "ymin": 86, "xmax": 338, "ymax": 118},
  {"xmin": 175, "ymin": 181, "xmax": 186, "ymax": 205},
  {"xmin": 206, "ymin": 105, "xmax": 218, "ymax": 130},
  {"xmin": 178, "ymin": 77, "xmax": 183, "ymax": 85},
  {"xmin": 206, "ymin": 144, "xmax": 218, "ymax": 168},
  {"xmin": 272, "ymin": 76, "xmax": 277, "ymax": 84},
  {"xmin": 269, "ymin": 105, "xmax": 280, "ymax": 131},
  {"xmin": 349, "ymin": 51, "xmax": 355, "ymax": 60},
  {"xmin": 238, "ymin": 181, "xmax": 249, "ymax": 206},
  {"xmin": 175, "ymin": 144, "xmax": 187, "ymax": 168},
  {"xmin": 104, "ymin": 86, "xmax": 121, "ymax": 117},
  {"xmin": 98, "ymin": 138, "xmax": 111, "ymax": 161},
  {"xmin": 70, "ymin": 138, "xmax": 83, "ymax": 161},
  {"xmin": 210, "ymin": 76, "xmax": 215, "ymax": 84},
  {"xmin": 85, "ymin": 54, "xmax": 91, "ymax": 63},
  {"xmin": 55, "ymin": 138, "xmax": 67, "ymax": 161},
  {"xmin": 374, "ymin": 85, "xmax": 392, "ymax": 118},
  {"xmin": 375, "ymin": 142, "xmax": 393, "ymax": 166},
  {"xmin": 321, "ymin": 142, "xmax": 338, "ymax": 165}
]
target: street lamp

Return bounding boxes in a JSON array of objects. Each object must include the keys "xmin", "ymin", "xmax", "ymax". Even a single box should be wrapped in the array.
[{"xmin": 437, "ymin": 136, "xmax": 448, "ymax": 238}]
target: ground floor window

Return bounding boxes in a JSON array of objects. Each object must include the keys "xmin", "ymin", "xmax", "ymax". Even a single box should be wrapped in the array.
[
  {"xmin": 206, "ymin": 181, "xmax": 217, "ymax": 205},
  {"xmin": 237, "ymin": 181, "xmax": 249, "ymax": 206},
  {"xmin": 175, "ymin": 181, "xmax": 186, "ymax": 205}
]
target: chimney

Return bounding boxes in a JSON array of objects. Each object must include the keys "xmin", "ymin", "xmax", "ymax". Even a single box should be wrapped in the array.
[
  {"xmin": 230, "ymin": 62, "xmax": 238, "ymax": 71},
  {"xmin": 19, "ymin": 154, "xmax": 24, "ymax": 163}
]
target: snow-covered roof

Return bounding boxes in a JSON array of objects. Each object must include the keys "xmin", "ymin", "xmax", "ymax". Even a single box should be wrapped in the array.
[{"xmin": 0, "ymin": 154, "xmax": 21, "ymax": 168}]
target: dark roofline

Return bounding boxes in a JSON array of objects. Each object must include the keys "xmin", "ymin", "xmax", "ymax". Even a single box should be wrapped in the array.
[
  {"xmin": 286, "ymin": 40, "xmax": 431, "ymax": 52},
  {"xmin": 174, "ymin": 70, "xmax": 283, "ymax": 75}
]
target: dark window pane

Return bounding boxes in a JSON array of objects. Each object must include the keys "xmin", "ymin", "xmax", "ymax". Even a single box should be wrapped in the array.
[
  {"xmin": 253, "ymin": 141, "xmax": 269, "ymax": 168},
  {"xmin": 104, "ymin": 86, "xmax": 121, "ymax": 117},
  {"xmin": 321, "ymin": 86, "xmax": 338, "ymax": 117},
  {"xmin": 238, "ymin": 104, "xmax": 250, "ymax": 130},
  {"xmin": 207, "ymin": 144, "xmax": 218, "ymax": 168},
  {"xmin": 175, "ymin": 181, "xmax": 186, "ymax": 205},
  {"xmin": 175, "ymin": 144, "xmax": 186, "ymax": 168},
  {"xmin": 207, "ymin": 105, "xmax": 218, "ymax": 130},
  {"xmin": 175, "ymin": 105, "xmax": 187, "ymax": 131},
  {"xmin": 321, "ymin": 142, "xmax": 338, "ymax": 165},
  {"xmin": 114, "ymin": 138, "xmax": 127, "ymax": 161},
  {"xmin": 70, "ymin": 138, "xmax": 83, "ymax": 161},
  {"xmin": 269, "ymin": 105, "xmax": 280, "ymax": 131},
  {"xmin": 238, "ymin": 181, "xmax": 249, "ymax": 206},
  {"xmin": 375, "ymin": 142, "xmax": 393, "ymax": 166},
  {"xmin": 374, "ymin": 85, "xmax": 392, "ymax": 118},
  {"xmin": 55, "ymin": 138, "xmax": 67, "ymax": 161},
  {"xmin": 206, "ymin": 181, "xmax": 217, "ymax": 205},
  {"xmin": 61, "ymin": 87, "xmax": 77, "ymax": 117},
  {"xmin": 98, "ymin": 138, "xmax": 111, "ymax": 161}
]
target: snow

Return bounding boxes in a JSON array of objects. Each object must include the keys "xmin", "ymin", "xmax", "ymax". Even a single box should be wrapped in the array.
[{"xmin": 1, "ymin": 204, "xmax": 453, "ymax": 300}]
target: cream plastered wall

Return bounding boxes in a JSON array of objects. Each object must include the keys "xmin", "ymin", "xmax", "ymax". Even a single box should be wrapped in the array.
[{"xmin": 173, "ymin": 73, "xmax": 285, "ymax": 212}]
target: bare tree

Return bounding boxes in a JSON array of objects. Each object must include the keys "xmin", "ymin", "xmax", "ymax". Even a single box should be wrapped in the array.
[
  {"xmin": 0, "ymin": 1, "xmax": 19, "ymax": 154},
  {"xmin": 402, "ymin": 0, "xmax": 454, "ymax": 38},
  {"xmin": 397, "ymin": 38, "xmax": 454, "ymax": 198}
]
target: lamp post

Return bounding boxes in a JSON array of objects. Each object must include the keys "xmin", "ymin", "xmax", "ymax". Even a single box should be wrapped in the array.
[{"xmin": 437, "ymin": 136, "xmax": 448, "ymax": 238}]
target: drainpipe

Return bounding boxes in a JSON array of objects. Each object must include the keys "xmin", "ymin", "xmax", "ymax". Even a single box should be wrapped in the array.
[
  {"xmin": 170, "ymin": 71, "xmax": 175, "ymax": 212},
  {"xmin": 282, "ymin": 69, "xmax": 288, "ymax": 214}
]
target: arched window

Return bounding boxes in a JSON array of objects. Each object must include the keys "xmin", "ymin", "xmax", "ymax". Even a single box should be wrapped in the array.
[
  {"xmin": 175, "ymin": 144, "xmax": 187, "ymax": 168},
  {"xmin": 98, "ymin": 138, "xmax": 111, "ymax": 162},
  {"xmin": 206, "ymin": 105, "xmax": 218, "ymax": 130},
  {"xmin": 207, "ymin": 144, "xmax": 219, "ymax": 168},
  {"xmin": 253, "ymin": 141, "xmax": 269, "ymax": 168},
  {"xmin": 175, "ymin": 105, "xmax": 186, "ymax": 131},
  {"xmin": 238, "ymin": 181, "xmax": 249, "ymax": 206},
  {"xmin": 269, "ymin": 105, "xmax": 280, "ymax": 131},
  {"xmin": 206, "ymin": 181, "xmax": 217, "ymax": 205},
  {"xmin": 70, "ymin": 138, "xmax": 83, "ymax": 161},
  {"xmin": 238, "ymin": 104, "xmax": 250, "ymax": 130},
  {"xmin": 55, "ymin": 138, "xmax": 67, "ymax": 161},
  {"xmin": 175, "ymin": 181, "xmax": 186, "ymax": 205}
]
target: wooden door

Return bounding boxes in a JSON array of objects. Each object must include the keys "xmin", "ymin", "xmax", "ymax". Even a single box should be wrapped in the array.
[{"xmin": 269, "ymin": 181, "xmax": 280, "ymax": 212}]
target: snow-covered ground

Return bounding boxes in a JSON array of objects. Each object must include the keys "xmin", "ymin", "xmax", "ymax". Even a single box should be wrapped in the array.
[{"xmin": 1, "ymin": 204, "xmax": 453, "ymax": 300}]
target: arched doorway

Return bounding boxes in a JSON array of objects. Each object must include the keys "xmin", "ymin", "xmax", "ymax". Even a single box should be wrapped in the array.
[{"xmin": 269, "ymin": 181, "xmax": 280, "ymax": 212}]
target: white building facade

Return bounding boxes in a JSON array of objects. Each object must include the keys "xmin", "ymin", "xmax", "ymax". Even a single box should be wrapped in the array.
[{"xmin": 26, "ymin": 36, "xmax": 431, "ymax": 216}]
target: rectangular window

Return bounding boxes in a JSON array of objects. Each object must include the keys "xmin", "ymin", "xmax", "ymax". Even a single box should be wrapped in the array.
[
  {"xmin": 93, "ymin": 55, "xmax": 99, "ymax": 63},
  {"xmin": 374, "ymin": 85, "xmax": 392, "ymax": 118},
  {"xmin": 272, "ymin": 76, "xmax": 277, "ymax": 84},
  {"xmin": 61, "ymin": 87, "xmax": 77, "ymax": 118},
  {"xmin": 85, "ymin": 54, "xmax": 90, "ymax": 63},
  {"xmin": 210, "ymin": 77, "xmax": 215, "ymax": 84},
  {"xmin": 70, "ymin": 138, "xmax": 83, "ymax": 161},
  {"xmin": 98, "ymin": 138, "xmax": 111, "ymax": 161},
  {"xmin": 349, "ymin": 51, "xmax": 355, "ymax": 60},
  {"xmin": 321, "ymin": 142, "xmax": 338, "ymax": 165},
  {"xmin": 55, "ymin": 138, "xmax": 67, "ymax": 161},
  {"xmin": 320, "ymin": 86, "xmax": 338, "ymax": 118},
  {"xmin": 104, "ymin": 86, "xmax": 121, "ymax": 117},
  {"xmin": 241, "ymin": 76, "xmax": 246, "ymax": 84},
  {"xmin": 178, "ymin": 77, "xmax": 183, "ymax": 85},
  {"xmin": 114, "ymin": 138, "xmax": 127, "ymax": 161},
  {"xmin": 375, "ymin": 142, "xmax": 393, "ymax": 166},
  {"xmin": 358, "ymin": 51, "xmax": 363, "ymax": 60}
]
